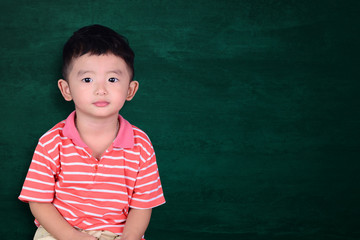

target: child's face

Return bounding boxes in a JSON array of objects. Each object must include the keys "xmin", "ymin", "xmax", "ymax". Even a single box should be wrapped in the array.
[{"xmin": 58, "ymin": 53, "xmax": 138, "ymax": 119}]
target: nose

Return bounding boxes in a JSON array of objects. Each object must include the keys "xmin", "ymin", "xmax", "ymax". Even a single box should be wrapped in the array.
[{"xmin": 95, "ymin": 82, "xmax": 107, "ymax": 96}]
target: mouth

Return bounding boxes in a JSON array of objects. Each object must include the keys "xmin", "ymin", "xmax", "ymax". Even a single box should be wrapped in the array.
[{"xmin": 93, "ymin": 101, "xmax": 110, "ymax": 107}]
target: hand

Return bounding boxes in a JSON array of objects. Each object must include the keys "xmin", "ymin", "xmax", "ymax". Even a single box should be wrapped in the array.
[{"xmin": 70, "ymin": 230, "xmax": 98, "ymax": 240}]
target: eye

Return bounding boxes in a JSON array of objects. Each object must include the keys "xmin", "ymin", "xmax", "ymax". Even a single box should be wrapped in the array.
[
  {"xmin": 108, "ymin": 77, "xmax": 119, "ymax": 83},
  {"xmin": 82, "ymin": 78, "xmax": 93, "ymax": 83}
]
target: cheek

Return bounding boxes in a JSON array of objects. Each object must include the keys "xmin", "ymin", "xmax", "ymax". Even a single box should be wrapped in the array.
[
  {"xmin": 70, "ymin": 90, "xmax": 88, "ymax": 103},
  {"xmin": 113, "ymin": 86, "xmax": 130, "ymax": 97}
]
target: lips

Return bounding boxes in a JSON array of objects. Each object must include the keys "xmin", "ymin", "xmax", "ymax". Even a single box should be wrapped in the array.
[{"xmin": 93, "ymin": 101, "xmax": 109, "ymax": 107}]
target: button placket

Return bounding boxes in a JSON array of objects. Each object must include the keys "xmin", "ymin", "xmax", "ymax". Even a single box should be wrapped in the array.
[{"xmin": 90, "ymin": 155, "xmax": 100, "ymax": 181}]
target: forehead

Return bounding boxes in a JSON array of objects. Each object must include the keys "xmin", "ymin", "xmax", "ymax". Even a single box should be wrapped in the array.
[{"xmin": 68, "ymin": 53, "xmax": 131, "ymax": 77}]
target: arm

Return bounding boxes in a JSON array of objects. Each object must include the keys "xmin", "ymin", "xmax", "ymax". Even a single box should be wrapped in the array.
[
  {"xmin": 29, "ymin": 202, "xmax": 97, "ymax": 240},
  {"xmin": 121, "ymin": 208, "xmax": 152, "ymax": 240}
]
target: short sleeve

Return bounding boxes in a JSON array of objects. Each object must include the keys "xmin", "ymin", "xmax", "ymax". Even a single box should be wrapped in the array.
[
  {"xmin": 18, "ymin": 141, "xmax": 58, "ymax": 203},
  {"xmin": 129, "ymin": 148, "xmax": 165, "ymax": 209}
]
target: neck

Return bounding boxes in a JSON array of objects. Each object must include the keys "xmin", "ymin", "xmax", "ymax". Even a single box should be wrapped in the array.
[{"xmin": 75, "ymin": 113, "xmax": 119, "ymax": 139}]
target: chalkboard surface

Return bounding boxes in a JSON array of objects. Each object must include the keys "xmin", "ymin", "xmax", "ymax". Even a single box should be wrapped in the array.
[{"xmin": 1, "ymin": 0, "xmax": 359, "ymax": 239}]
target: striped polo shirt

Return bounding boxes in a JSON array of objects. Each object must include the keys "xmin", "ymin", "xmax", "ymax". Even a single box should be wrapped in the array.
[{"xmin": 19, "ymin": 111, "xmax": 165, "ymax": 235}]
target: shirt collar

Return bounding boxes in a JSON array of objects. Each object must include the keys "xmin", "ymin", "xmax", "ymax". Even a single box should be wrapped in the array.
[{"xmin": 62, "ymin": 111, "xmax": 134, "ymax": 149}]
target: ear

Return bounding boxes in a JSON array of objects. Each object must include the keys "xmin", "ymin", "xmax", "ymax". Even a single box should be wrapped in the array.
[
  {"xmin": 126, "ymin": 80, "xmax": 139, "ymax": 101},
  {"xmin": 58, "ymin": 79, "xmax": 73, "ymax": 101}
]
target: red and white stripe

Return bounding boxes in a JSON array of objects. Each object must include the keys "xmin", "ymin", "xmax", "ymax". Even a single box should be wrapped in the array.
[{"xmin": 19, "ymin": 120, "xmax": 165, "ymax": 236}]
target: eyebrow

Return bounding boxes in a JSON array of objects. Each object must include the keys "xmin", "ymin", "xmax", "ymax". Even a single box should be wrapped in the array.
[
  {"xmin": 107, "ymin": 70, "xmax": 123, "ymax": 76},
  {"xmin": 77, "ymin": 70, "xmax": 94, "ymax": 77},
  {"xmin": 77, "ymin": 70, "xmax": 123, "ymax": 77}
]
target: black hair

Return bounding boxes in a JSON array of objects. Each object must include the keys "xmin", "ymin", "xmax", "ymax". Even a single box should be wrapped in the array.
[{"xmin": 62, "ymin": 24, "xmax": 134, "ymax": 80}]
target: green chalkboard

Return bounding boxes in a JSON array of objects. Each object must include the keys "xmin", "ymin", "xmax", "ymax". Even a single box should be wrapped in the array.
[{"xmin": 1, "ymin": 0, "xmax": 359, "ymax": 239}]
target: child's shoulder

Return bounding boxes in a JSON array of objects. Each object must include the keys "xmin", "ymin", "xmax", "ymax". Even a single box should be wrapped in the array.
[
  {"xmin": 131, "ymin": 125, "xmax": 154, "ymax": 152},
  {"xmin": 132, "ymin": 125, "xmax": 149, "ymax": 139},
  {"xmin": 38, "ymin": 120, "xmax": 66, "ymax": 145}
]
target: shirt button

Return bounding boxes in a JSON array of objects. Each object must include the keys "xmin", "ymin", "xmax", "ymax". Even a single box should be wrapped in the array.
[{"xmin": 95, "ymin": 165, "xmax": 98, "ymax": 170}]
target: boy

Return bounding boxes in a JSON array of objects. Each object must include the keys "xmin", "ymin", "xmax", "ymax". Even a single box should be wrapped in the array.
[{"xmin": 19, "ymin": 25, "xmax": 165, "ymax": 240}]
